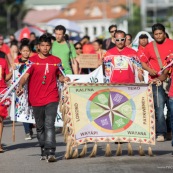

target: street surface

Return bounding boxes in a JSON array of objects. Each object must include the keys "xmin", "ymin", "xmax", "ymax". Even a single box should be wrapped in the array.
[{"xmin": 0, "ymin": 119, "xmax": 173, "ymax": 173}]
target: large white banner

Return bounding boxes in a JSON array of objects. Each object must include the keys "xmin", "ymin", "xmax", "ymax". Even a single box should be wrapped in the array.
[
  {"xmin": 10, "ymin": 66, "xmax": 104, "ymax": 127},
  {"xmin": 67, "ymin": 65, "xmax": 104, "ymax": 83}
]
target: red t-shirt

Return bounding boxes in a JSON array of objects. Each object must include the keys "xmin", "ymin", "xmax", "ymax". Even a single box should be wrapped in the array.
[
  {"xmin": 27, "ymin": 54, "xmax": 62, "ymax": 106},
  {"xmin": 168, "ymin": 67, "xmax": 173, "ymax": 97},
  {"xmin": 141, "ymin": 39, "xmax": 173, "ymax": 77},
  {"xmin": 105, "ymin": 47, "xmax": 137, "ymax": 83},
  {"xmin": 137, "ymin": 45, "xmax": 145, "ymax": 60},
  {"xmin": 82, "ymin": 44, "xmax": 95, "ymax": 54},
  {"xmin": 0, "ymin": 58, "xmax": 9, "ymax": 88},
  {"xmin": 0, "ymin": 43, "xmax": 10, "ymax": 55}
]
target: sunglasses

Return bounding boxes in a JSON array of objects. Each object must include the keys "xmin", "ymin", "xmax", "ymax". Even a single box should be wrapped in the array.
[
  {"xmin": 75, "ymin": 47, "xmax": 82, "ymax": 50},
  {"xmin": 110, "ymin": 30, "xmax": 116, "ymax": 33},
  {"xmin": 115, "ymin": 38, "xmax": 126, "ymax": 42}
]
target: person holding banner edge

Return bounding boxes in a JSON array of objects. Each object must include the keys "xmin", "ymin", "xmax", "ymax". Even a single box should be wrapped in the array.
[
  {"xmin": 141, "ymin": 23, "xmax": 173, "ymax": 142},
  {"xmin": 16, "ymin": 34, "xmax": 70, "ymax": 162},
  {"xmin": 152, "ymin": 65, "xmax": 173, "ymax": 155}
]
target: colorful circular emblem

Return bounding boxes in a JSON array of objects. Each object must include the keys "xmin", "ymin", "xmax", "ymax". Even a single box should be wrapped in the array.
[{"xmin": 86, "ymin": 88, "xmax": 136, "ymax": 133}]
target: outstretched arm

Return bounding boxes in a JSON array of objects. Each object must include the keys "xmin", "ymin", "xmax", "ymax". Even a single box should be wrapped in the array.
[
  {"xmin": 16, "ymin": 73, "xmax": 30, "ymax": 96},
  {"xmin": 58, "ymin": 74, "xmax": 70, "ymax": 83},
  {"xmin": 150, "ymin": 69, "xmax": 169, "ymax": 85},
  {"xmin": 5, "ymin": 72, "xmax": 12, "ymax": 82},
  {"xmin": 158, "ymin": 69, "xmax": 169, "ymax": 81},
  {"xmin": 141, "ymin": 62, "xmax": 158, "ymax": 76}
]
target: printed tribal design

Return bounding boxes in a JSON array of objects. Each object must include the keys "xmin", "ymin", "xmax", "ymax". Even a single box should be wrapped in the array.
[{"xmin": 86, "ymin": 88, "xmax": 135, "ymax": 133}]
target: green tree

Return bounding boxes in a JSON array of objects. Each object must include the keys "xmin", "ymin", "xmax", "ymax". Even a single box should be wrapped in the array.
[
  {"xmin": 127, "ymin": 3, "xmax": 141, "ymax": 38},
  {"xmin": 116, "ymin": 3, "xmax": 141, "ymax": 38},
  {"xmin": 0, "ymin": 0, "xmax": 28, "ymax": 36}
]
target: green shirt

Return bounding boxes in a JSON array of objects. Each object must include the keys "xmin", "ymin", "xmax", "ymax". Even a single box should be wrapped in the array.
[{"xmin": 51, "ymin": 41, "xmax": 76, "ymax": 74}]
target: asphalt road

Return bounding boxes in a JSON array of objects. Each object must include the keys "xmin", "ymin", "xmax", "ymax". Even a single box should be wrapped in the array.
[{"xmin": 0, "ymin": 119, "xmax": 173, "ymax": 173}]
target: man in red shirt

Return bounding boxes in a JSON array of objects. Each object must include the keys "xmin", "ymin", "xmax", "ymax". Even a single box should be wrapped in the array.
[
  {"xmin": 141, "ymin": 23, "xmax": 173, "ymax": 142},
  {"xmin": 17, "ymin": 34, "xmax": 70, "ymax": 162},
  {"xmin": 104, "ymin": 30, "xmax": 143, "ymax": 83}
]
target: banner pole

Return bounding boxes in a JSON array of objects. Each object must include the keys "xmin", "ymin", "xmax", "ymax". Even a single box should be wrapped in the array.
[
  {"xmin": 12, "ymin": 120, "xmax": 15, "ymax": 142},
  {"xmin": 12, "ymin": 70, "xmax": 15, "ymax": 142}
]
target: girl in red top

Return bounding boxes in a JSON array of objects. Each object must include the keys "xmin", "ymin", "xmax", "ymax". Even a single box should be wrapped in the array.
[{"xmin": 0, "ymin": 57, "xmax": 12, "ymax": 153}]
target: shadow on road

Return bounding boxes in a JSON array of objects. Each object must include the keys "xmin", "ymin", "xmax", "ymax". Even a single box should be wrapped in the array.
[{"xmin": 5, "ymin": 142, "xmax": 38, "ymax": 151}]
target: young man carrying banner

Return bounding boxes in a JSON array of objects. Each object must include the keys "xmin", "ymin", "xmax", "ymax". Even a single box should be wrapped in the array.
[{"xmin": 16, "ymin": 34, "xmax": 70, "ymax": 162}]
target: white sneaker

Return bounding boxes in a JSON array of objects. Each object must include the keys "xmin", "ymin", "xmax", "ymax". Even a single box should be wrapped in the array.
[
  {"xmin": 25, "ymin": 133, "xmax": 32, "ymax": 140},
  {"xmin": 156, "ymin": 135, "xmax": 165, "ymax": 142},
  {"xmin": 46, "ymin": 155, "xmax": 56, "ymax": 162},
  {"xmin": 40, "ymin": 156, "xmax": 47, "ymax": 160}
]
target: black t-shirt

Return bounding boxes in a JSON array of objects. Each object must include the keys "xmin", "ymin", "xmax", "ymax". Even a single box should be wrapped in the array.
[
  {"xmin": 18, "ymin": 58, "xmax": 28, "ymax": 73},
  {"xmin": 0, "ymin": 51, "xmax": 6, "ymax": 59},
  {"xmin": 102, "ymin": 38, "xmax": 116, "ymax": 50}
]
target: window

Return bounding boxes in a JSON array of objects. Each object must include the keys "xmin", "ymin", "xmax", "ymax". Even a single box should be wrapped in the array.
[
  {"xmin": 85, "ymin": 27, "xmax": 88, "ymax": 35},
  {"xmin": 101, "ymin": 26, "xmax": 105, "ymax": 32},
  {"xmin": 93, "ymin": 27, "xmax": 97, "ymax": 35}
]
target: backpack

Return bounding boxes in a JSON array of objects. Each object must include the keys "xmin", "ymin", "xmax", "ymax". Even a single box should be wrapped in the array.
[
  {"xmin": 66, "ymin": 40, "xmax": 72, "ymax": 59},
  {"xmin": 106, "ymin": 38, "xmax": 111, "ymax": 50}
]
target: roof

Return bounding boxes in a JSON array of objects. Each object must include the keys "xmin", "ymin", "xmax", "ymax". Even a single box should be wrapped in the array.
[
  {"xmin": 24, "ymin": 0, "xmax": 75, "ymax": 6},
  {"xmin": 42, "ymin": 0, "xmax": 140, "ymax": 22},
  {"xmin": 23, "ymin": 9, "xmax": 60, "ymax": 25}
]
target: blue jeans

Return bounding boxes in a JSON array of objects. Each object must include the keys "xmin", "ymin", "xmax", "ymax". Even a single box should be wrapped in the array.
[
  {"xmin": 152, "ymin": 84, "xmax": 167, "ymax": 137},
  {"xmin": 32, "ymin": 102, "xmax": 58, "ymax": 150},
  {"xmin": 169, "ymin": 98, "xmax": 173, "ymax": 146},
  {"xmin": 165, "ymin": 98, "xmax": 172, "ymax": 133},
  {"xmin": 23, "ymin": 122, "xmax": 32, "ymax": 134}
]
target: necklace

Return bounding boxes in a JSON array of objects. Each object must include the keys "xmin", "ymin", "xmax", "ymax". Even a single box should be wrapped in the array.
[{"xmin": 42, "ymin": 63, "xmax": 49, "ymax": 85}]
